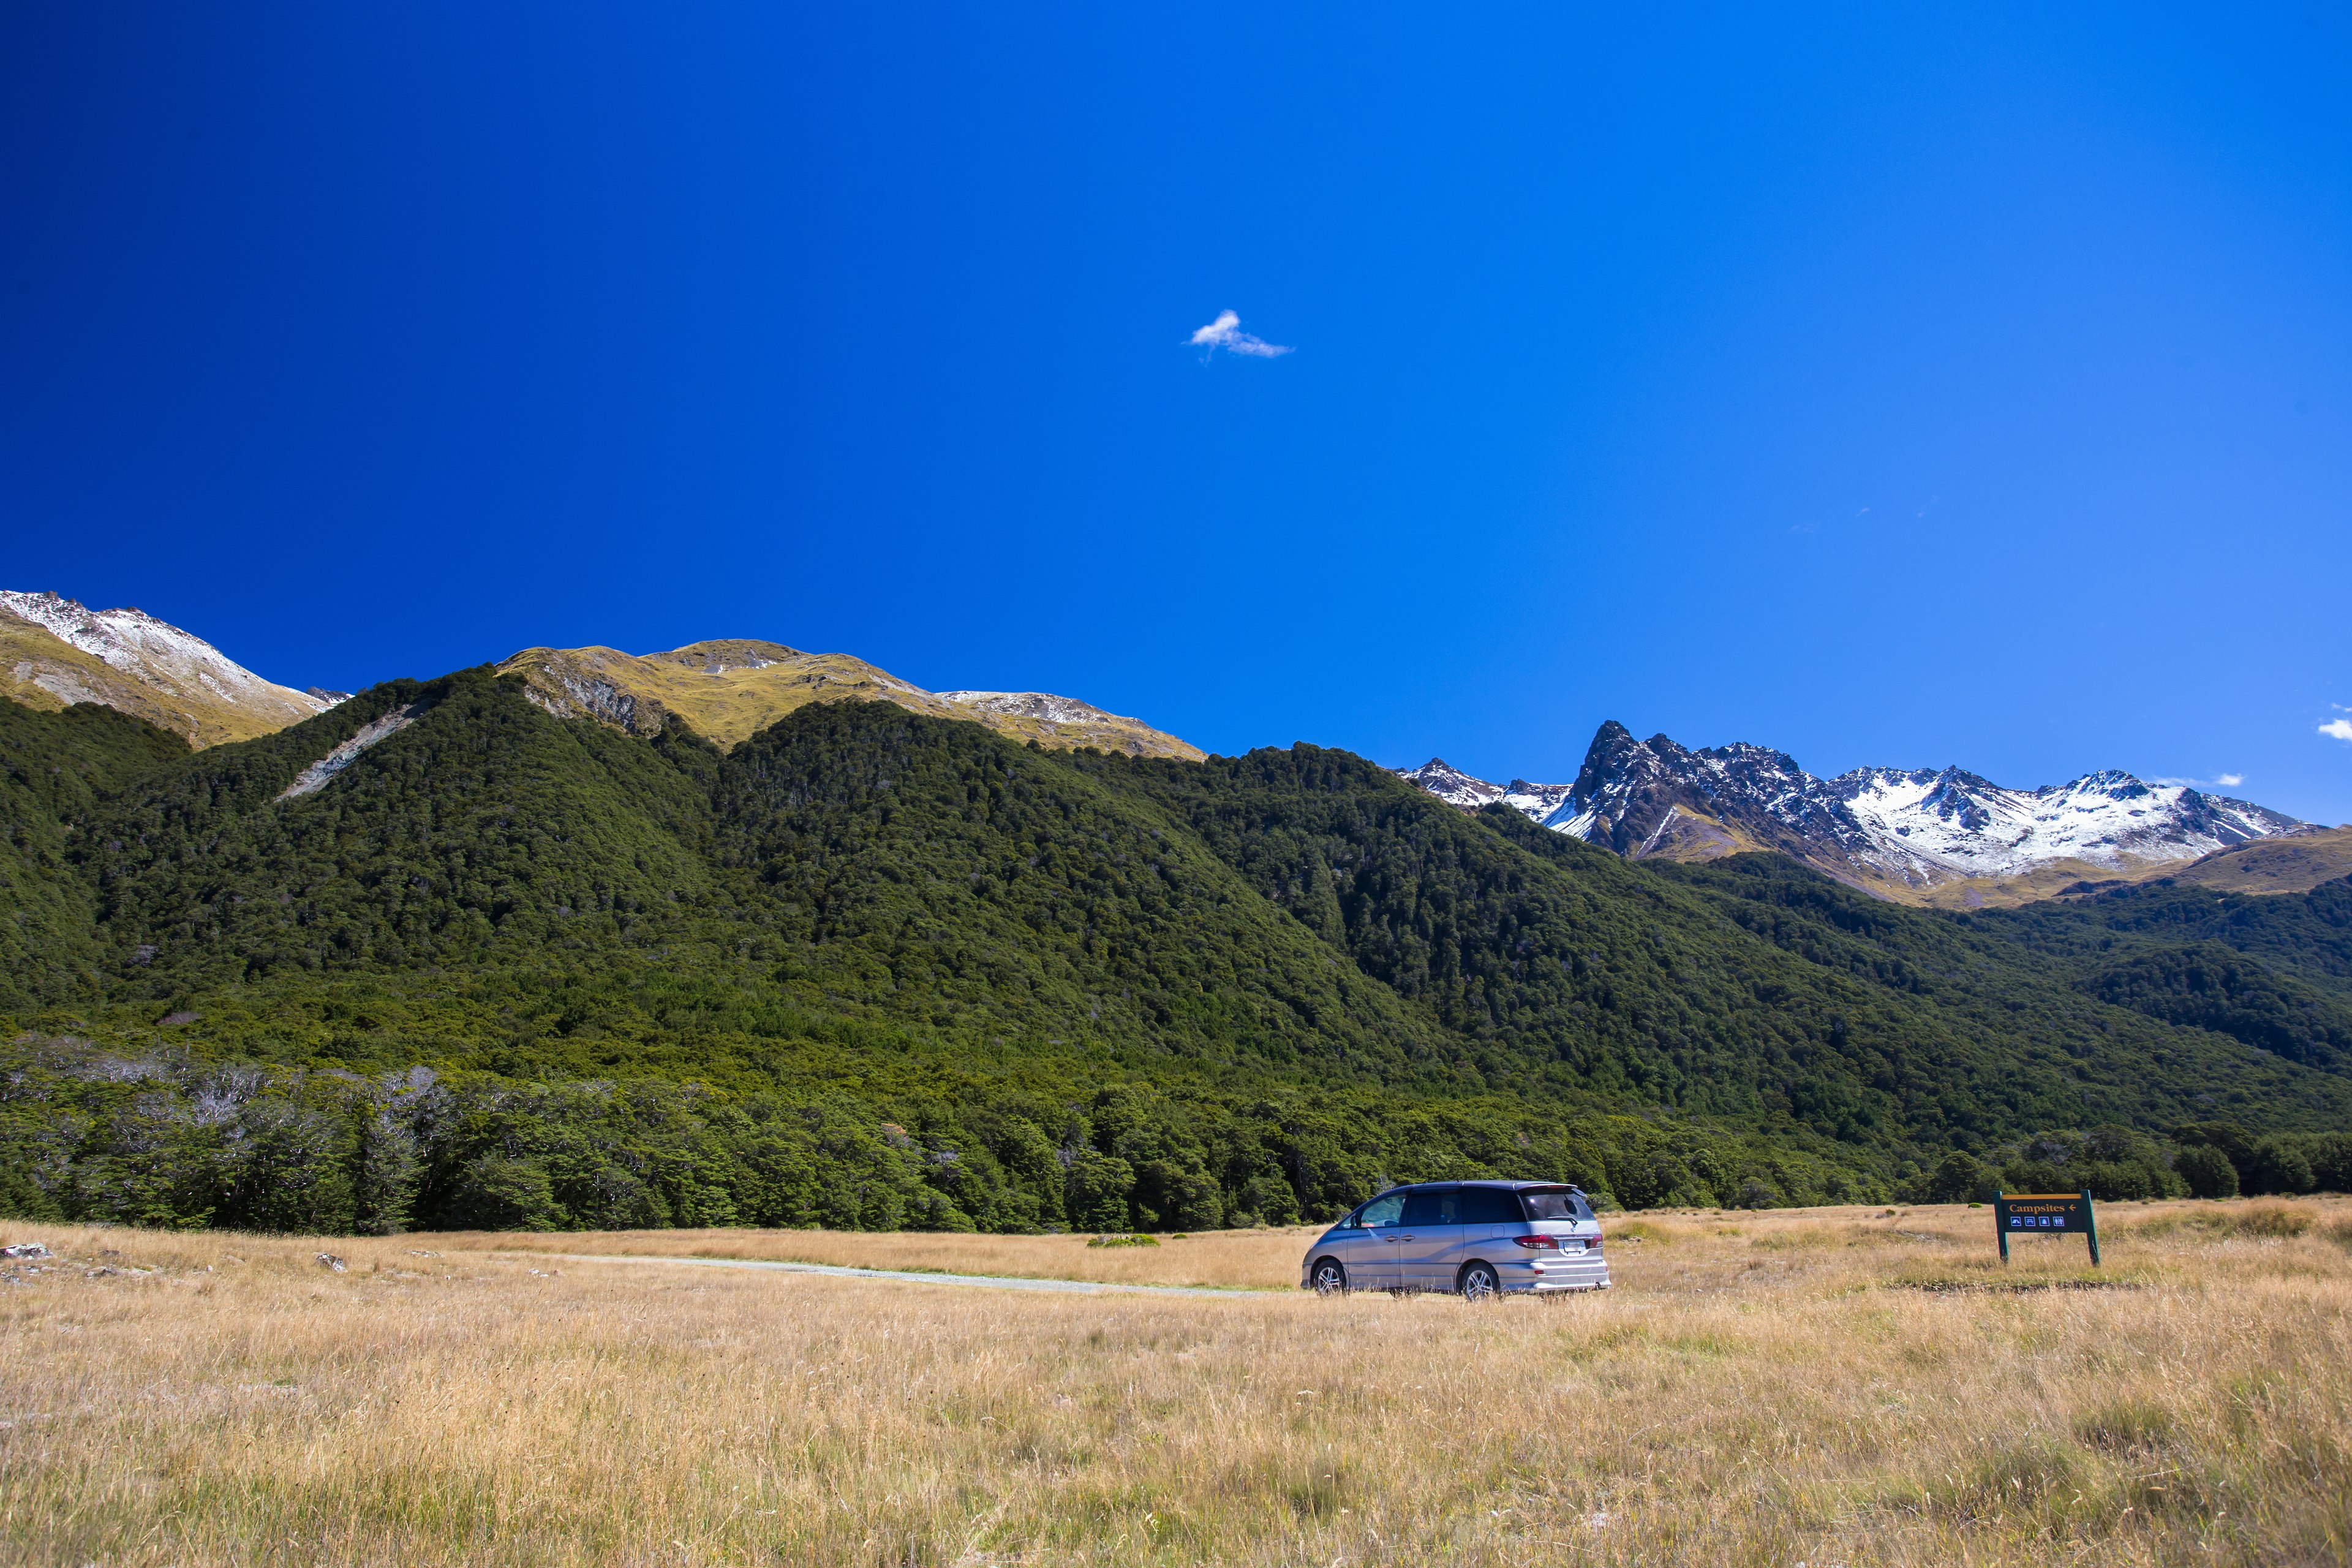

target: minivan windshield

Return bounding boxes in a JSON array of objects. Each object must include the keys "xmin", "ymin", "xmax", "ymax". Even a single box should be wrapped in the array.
[{"xmin": 1520, "ymin": 1188, "xmax": 1592, "ymax": 1222}]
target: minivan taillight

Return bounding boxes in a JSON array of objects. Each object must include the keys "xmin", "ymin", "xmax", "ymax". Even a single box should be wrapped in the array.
[{"xmin": 1512, "ymin": 1235, "xmax": 1559, "ymax": 1250}]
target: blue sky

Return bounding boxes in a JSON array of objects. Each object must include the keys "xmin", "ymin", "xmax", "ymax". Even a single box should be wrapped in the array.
[{"xmin": 5, "ymin": 6, "xmax": 2350, "ymax": 820}]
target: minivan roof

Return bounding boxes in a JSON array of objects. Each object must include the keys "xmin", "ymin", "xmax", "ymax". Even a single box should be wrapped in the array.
[{"xmin": 1374, "ymin": 1180, "xmax": 1584, "ymax": 1193}]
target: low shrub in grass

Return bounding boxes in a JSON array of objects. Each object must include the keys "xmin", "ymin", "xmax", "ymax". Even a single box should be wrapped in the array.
[{"xmin": 2075, "ymin": 1398, "xmax": 2176, "ymax": 1455}]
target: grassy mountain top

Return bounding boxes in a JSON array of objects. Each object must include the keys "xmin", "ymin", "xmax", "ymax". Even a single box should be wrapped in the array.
[
  {"xmin": 497, "ymin": 639, "xmax": 1200, "ymax": 758},
  {"xmin": 1598, "ymin": 802, "xmax": 2271, "ymax": 913},
  {"xmin": 2112, "ymin": 826, "xmax": 2352, "ymax": 899},
  {"xmin": 1890, "ymin": 829, "xmax": 2352, "ymax": 910}
]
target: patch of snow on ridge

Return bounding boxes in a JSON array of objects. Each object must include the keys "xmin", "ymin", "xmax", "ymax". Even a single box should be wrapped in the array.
[
  {"xmin": 1503, "ymin": 780, "xmax": 1575, "ymax": 821},
  {"xmin": 1395, "ymin": 760, "xmax": 1575, "ymax": 823},
  {"xmin": 276, "ymin": 705, "xmax": 424, "ymax": 801},
  {"xmin": 1394, "ymin": 759, "xmax": 1506, "ymax": 811},
  {"xmin": 1554, "ymin": 805, "xmax": 1605, "ymax": 839},
  {"xmin": 941, "ymin": 691, "xmax": 1129, "ymax": 727}
]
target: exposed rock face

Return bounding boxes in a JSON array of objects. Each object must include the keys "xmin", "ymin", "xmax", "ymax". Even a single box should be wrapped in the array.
[
  {"xmin": 1, "ymin": 590, "xmax": 331, "ymax": 747},
  {"xmin": 939, "ymin": 692, "xmax": 1205, "ymax": 760},
  {"xmin": 276, "ymin": 704, "xmax": 426, "ymax": 801},
  {"xmin": 1397, "ymin": 722, "xmax": 2308, "ymax": 908}
]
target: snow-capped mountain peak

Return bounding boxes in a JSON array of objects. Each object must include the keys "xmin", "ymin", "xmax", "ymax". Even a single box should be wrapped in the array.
[
  {"xmin": 1, "ymin": 590, "xmax": 334, "ymax": 747},
  {"xmin": 1390, "ymin": 760, "xmax": 1578, "ymax": 825},
  {"xmin": 1828, "ymin": 763, "xmax": 2298, "ymax": 881},
  {"xmin": 1393, "ymin": 758, "xmax": 1509, "ymax": 811},
  {"xmin": 1397, "ymin": 720, "xmax": 2310, "ymax": 906},
  {"xmin": 1502, "ymin": 778, "xmax": 1576, "ymax": 821}
]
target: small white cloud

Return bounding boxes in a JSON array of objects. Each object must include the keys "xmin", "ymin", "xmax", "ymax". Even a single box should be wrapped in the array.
[
  {"xmin": 1189, "ymin": 309, "xmax": 1291, "ymax": 359},
  {"xmin": 2321, "ymin": 719, "xmax": 2352, "ymax": 742},
  {"xmin": 2217, "ymin": 773, "xmax": 2244, "ymax": 787}
]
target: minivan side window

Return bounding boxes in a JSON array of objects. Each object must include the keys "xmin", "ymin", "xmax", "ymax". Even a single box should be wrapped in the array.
[
  {"xmin": 1460, "ymin": 1188, "xmax": 1522, "ymax": 1225},
  {"xmin": 1400, "ymin": 1189, "xmax": 1462, "ymax": 1226},
  {"xmin": 1354, "ymin": 1193, "xmax": 1406, "ymax": 1227}
]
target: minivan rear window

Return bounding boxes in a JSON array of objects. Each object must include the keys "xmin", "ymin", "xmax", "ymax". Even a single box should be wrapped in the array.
[{"xmin": 1520, "ymin": 1188, "xmax": 1592, "ymax": 1222}]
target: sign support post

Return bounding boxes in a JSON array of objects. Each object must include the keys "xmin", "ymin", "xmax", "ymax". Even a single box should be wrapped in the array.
[{"xmin": 1994, "ymin": 1191, "xmax": 2099, "ymax": 1267}]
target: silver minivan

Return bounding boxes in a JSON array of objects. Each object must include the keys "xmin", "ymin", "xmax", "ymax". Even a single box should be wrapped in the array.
[{"xmin": 1298, "ymin": 1180, "xmax": 1609, "ymax": 1298}]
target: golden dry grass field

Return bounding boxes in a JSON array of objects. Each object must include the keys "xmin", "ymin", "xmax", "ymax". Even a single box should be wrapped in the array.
[{"xmin": 4, "ymin": 1199, "xmax": 2350, "ymax": 1566}]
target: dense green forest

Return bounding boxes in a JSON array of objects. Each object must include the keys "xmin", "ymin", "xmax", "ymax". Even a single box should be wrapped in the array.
[{"xmin": 2, "ymin": 673, "xmax": 2347, "ymax": 1235}]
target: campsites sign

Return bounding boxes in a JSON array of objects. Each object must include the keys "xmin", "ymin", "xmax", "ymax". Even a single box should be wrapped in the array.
[{"xmin": 1996, "ymin": 1191, "xmax": 2101, "ymax": 1266}]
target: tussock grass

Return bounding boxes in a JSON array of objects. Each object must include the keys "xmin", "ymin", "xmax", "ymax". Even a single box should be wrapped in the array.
[
  {"xmin": 2127, "ymin": 1200, "xmax": 2319, "ymax": 1241},
  {"xmin": 2, "ymin": 1197, "xmax": 2348, "ymax": 1564},
  {"xmin": 446, "ymin": 1224, "xmax": 1316, "ymax": 1287}
]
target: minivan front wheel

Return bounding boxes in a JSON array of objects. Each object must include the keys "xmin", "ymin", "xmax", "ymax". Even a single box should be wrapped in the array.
[
  {"xmin": 1458, "ymin": 1262, "xmax": 1499, "ymax": 1302},
  {"xmin": 1311, "ymin": 1259, "xmax": 1348, "ymax": 1296}
]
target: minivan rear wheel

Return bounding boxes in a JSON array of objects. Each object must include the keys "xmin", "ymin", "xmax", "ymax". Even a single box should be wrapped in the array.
[
  {"xmin": 1458, "ymin": 1262, "xmax": 1499, "ymax": 1302},
  {"xmin": 1311, "ymin": 1258, "xmax": 1348, "ymax": 1295}
]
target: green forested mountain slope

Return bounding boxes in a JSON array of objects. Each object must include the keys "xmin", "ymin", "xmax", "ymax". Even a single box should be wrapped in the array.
[
  {"xmin": 1071, "ymin": 747, "xmax": 2352, "ymax": 1139},
  {"xmin": 709, "ymin": 701, "xmax": 1450, "ymax": 1078},
  {"xmin": 81, "ymin": 671, "xmax": 718, "ymax": 989},
  {"xmin": 1983, "ymin": 876, "xmax": 2352, "ymax": 982},
  {"xmin": 1973, "ymin": 881, "xmax": 2352, "ymax": 1074},
  {"xmin": 1, "ymin": 676, "xmax": 2347, "ymax": 1235},
  {"xmin": 0, "ymin": 700, "xmax": 188, "ymax": 1006}
]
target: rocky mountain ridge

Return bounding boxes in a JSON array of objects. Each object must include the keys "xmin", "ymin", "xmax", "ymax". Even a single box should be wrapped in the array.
[
  {"xmin": 498, "ymin": 641, "xmax": 1203, "ymax": 758},
  {"xmin": 10, "ymin": 588, "xmax": 2312, "ymax": 910},
  {"xmin": 1401, "ymin": 722, "xmax": 2318, "ymax": 908},
  {"xmin": 1393, "ymin": 758, "xmax": 1572, "ymax": 823},
  {"xmin": 1, "ymin": 592, "xmax": 1202, "ymax": 761},
  {"xmin": 0, "ymin": 590, "xmax": 336, "ymax": 748}
]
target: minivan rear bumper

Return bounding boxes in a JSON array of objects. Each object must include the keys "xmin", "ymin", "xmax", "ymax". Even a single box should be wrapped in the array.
[{"xmin": 1513, "ymin": 1254, "xmax": 1610, "ymax": 1292}]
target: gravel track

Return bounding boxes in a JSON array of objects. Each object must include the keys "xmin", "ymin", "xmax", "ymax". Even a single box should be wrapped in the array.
[{"xmin": 536, "ymin": 1251, "xmax": 1273, "ymax": 1298}]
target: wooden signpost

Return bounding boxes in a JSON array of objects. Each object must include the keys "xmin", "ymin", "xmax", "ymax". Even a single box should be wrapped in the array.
[{"xmin": 1995, "ymin": 1191, "xmax": 2100, "ymax": 1266}]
